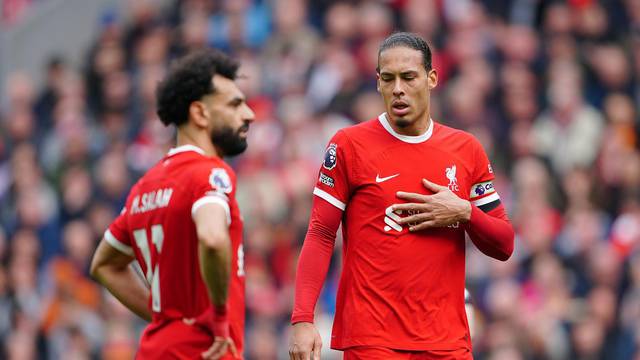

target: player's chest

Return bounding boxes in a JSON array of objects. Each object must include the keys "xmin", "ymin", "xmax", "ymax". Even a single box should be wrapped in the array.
[{"xmin": 354, "ymin": 146, "xmax": 472, "ymax": 201}]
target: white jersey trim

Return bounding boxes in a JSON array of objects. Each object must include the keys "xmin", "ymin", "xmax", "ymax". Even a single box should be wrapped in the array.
[
  {"xmin": 313, "ymin": 187, "xmax": 346, "ymax": 211},
  {"xmin": 378, "ymin": 113, "xmax": 434, "ymax": 144},
  {"xmin": 192, "ymin": 195, "xmax": 231, "ymax": 225},
  {"xmin": 472, "ymin": 192, "xmax": 500, "ymax": 206},
  {"xmin": 167, "ymin": 144, "xmax": 206, "ymax": 156},
  {"xmin": 104, "ymin": 229, "xmax": 135, "ymax": 257}
]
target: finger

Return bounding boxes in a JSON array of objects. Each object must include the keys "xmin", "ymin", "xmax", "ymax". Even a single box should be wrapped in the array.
[
  {"xmin": 228, "ymin": 339, "xmax": 239, "ymax": 359},
  {"xmin": 203, "ymin": 345, "xmax": 222, "ymax": 360},
  {"xmin": 290, "ymin": 346, "xmax": 307, "ymax": 360},
  {"xmin": 396, "ymin": 191, "xmax": 429, "ymax": 202},
  {"xmin": 210, "ymin": 342, "xmax": 229, "ymax": 360},
  {"xmin": 397, "ymin": 213, "xmax": 433, "ymax": 225},
  {"xmin": 202, "ymin": 339, "xmax": 224, "ymax": 359},
  {"xmin": 288, "ymin": 347, "xmax": 297, "ymax": 360},
  {"xmin": 391, "ymin": 203, "xmax": 428, "ymax": 212},
  {"xmin": 313, "ymin": 338, "xmax": 322, "ymax": 360},
  {"xmin": 409, "ymin": 221, "xmax": 437, "ymax": 232},
  {"xmin": 422, "ymin": 178, "xmax": 447, "ymax": 192},
  {"xmin": 202, "ymin": 345, "xmax": 214, "ymax": 359}
]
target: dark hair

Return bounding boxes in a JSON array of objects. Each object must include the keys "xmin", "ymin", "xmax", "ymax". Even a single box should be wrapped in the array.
[
  {"xmin": 156, "ymin": 49, "xmax": 239, "ymax": 126},
  {"xmin": 377, "ymin": 32, "xmax": 432, "ymax": 72}
]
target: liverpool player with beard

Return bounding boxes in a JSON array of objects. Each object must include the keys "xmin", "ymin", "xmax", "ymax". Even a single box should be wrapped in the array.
[
  {"xmin": 289, "ymin": 33, "xmax": 514, "ymax": 360},
  {"xmin": 90, "ymin": 49, "xmax": 254, "ymax": 359}
]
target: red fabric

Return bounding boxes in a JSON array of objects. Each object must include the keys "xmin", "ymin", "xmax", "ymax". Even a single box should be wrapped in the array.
[
  {"xmin": 196, "ymin": 305, "xmax": 230, "ymax": 338},
  {"xmin": 343, "ymin": 346, "xmax": 472, "ymax": 360},
  {"xmin": 108, "ymin": 147, "xmax": 245, "ymax": 357},
  {"xmin": 465, "ymin": 204, "xmax": 515, "ymax": 261},
  {"xmin": 136, "ymin": 319, "xmax": 240, "ymax": 359},
  {"xmin": 297, "ymin": 117, "xmax": 502, "ymax": 351},
  {"xmin": 291, "ymin": 196, "xmax": 343, "ymax": 324}
]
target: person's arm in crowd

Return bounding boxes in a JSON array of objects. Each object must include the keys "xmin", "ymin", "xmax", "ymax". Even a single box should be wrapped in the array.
[
  {"xmin": 289, "ymin": 196, "xmax": 343, "ymax": 360},
  {"xmin": 393, "ymin": 179, "xmax": 514, "ymax": 261},
  {"xmin": 90, "ymin": 240, "xmax": 152, "ymax": 321}
]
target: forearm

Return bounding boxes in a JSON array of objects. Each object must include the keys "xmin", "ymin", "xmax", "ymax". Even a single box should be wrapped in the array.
[
  {"xmin": 292, "ymin": 232, "xmax": 335, "ymax": 323},
  {"xmin": 465, "ymin": 204, "xmax": 515, "ymax": 261},
  {"xmin": 199, "ymin": 239, "xmax": 231, "ymax": 307},
  {"xmin": 94, "ymin": 265, "xmax": 152, "ymax": 321},
  {"xmin": 292, "ymin": 196, "xmax": 342, "ymax": 324}
]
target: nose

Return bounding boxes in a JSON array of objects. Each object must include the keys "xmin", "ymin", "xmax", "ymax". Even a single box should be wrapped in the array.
[
  {"xmin": 393, "ymin": 78, "xmax": 404, "ymax": 97},
  {"xmin": 243, "ymin": 103, "xmax": 256, "ymax": 123}
]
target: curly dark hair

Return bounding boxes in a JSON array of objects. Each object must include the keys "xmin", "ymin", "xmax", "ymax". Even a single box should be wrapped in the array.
[
  {"xmin": 377, "ymin": 32, "xmax": 432, "ymax": 72},
  {"xmin": 156, "ymin": 49, "xmax": 239, "ymax": 126}
]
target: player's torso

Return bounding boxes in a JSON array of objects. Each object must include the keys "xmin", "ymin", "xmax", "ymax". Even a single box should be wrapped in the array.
[
  {"xmin": 342, "ymin": 117, "xmax": 474, "ymax": 266},
  {"xmin": 332, "ymin": 116, "xmax": 473, "ymax": 348},
  {"xmin": 125, "ymin": 151, "xmax": 245, "ymax": 327}
]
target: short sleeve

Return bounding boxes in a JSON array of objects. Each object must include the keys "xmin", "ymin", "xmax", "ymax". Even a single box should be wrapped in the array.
[
  {"xmin": 190, "ymin": 165, "xmax": 232, "ymax": 225},
  {"xmin": 313, "ymin": 130, "xmax": 352, "ymax": 211},
  {"xmin": 105, "ymin": 207, "xmax": 134, "ymax": 256},
  {"xmin": 468, "ymin": 139, "xmax": 501, "ymax": 212}
]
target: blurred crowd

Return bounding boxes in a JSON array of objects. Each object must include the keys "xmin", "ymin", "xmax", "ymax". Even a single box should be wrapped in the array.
[{"xmin": 1, "ymin": 0, "xmax": 640, "ymax": 359}]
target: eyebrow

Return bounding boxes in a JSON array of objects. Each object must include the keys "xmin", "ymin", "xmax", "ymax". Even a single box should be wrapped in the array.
[
  {"xmin": 400, "ymin": 70, "xmax": 418, "ymax": 76},
  {"xmin": 227, "ymin": 96, "xmax": 245, "ymax": 105},
  {"xmin": 380, "ymin": 70, "xmax": 419, "ymax": 77}
]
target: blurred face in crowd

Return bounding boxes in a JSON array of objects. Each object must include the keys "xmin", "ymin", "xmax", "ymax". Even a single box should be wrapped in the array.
[
  {"xmin": 377, "ymin": 46, "xmax": 437, "ymax": 130},
  {"xmin": 198, "ymin": 74, "xmax": 255, "ymax": 156}
]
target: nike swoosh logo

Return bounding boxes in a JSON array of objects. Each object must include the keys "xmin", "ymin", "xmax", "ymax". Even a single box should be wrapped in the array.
[{"xmin": 376, "ymin": 174, "xmax": 399, "ymax": 183}]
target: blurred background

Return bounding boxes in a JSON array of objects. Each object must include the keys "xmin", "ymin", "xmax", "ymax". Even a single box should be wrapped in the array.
[{"xmin": 1, "ymin": 0, "xmax": 640, "ymax": 359}]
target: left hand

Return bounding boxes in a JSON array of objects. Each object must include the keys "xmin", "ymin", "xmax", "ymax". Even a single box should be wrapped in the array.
[
  {"xmin": 202, "ymin": 336, "xmax": 238, "ymax": 359},
  {"xmin": 392, "ymin": 179, "xmax": 471, "ymax": 232},
  {"xmin": 196, "ymin": 305, "xmax": 240, "ymax": 359}
]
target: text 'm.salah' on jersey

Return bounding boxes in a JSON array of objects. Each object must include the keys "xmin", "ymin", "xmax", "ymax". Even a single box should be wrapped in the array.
[{"xmin": 104, "ymin": 145, "xmax": 246, "ymax": 352}]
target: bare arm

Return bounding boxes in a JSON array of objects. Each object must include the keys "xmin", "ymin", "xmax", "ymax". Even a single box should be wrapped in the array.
[
  {"xmin": 193, "ymin": 202, "xmax": 232, "ymax": 308},
  {"xmin": 193, "ymin": 201, "xmax": 238, "ymax": 359},
  {"xmin": 90, "ymin": 240, "xmax": 152, "ymax": 321}
]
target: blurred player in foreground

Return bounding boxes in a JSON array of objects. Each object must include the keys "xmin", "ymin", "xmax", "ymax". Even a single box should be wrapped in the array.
[
  {"xmin": 90, "ymin": 49, "xmax": 254, "ymax": 359},
  {"xmin": 290, "ymin": 32, "xmax": 514, "ymax": 360}
]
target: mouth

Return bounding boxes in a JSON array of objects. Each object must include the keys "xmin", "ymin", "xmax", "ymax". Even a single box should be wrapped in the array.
[{"xmin": 391, "ymin": 100, "xmax": 410, "ymax": 116}]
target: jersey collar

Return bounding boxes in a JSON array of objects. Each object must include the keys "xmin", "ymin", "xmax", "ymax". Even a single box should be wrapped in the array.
[
  {"xmin": 167, "ymin": 144, "xmax": 206, "ymax": 156},
  {"xmin": 378, "ymin": 113, "xmax": 434, "ymax": 144}
]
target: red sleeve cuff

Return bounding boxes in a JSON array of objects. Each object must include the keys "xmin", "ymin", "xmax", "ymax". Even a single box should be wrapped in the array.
[{"xmin": 291, "ymin": 313, "xmax": 315, "ymax": 324}]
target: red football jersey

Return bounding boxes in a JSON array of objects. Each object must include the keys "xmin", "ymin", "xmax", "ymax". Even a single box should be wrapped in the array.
[
  {"xmin": 104, "ymin": 145, "xmax": 245, "ymax": 356},
  {"xmin": 314, "ymin": 114, "xmax": 500, "ymax": 351}
]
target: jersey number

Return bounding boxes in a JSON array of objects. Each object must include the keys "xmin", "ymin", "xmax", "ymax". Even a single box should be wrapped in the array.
[{"xmin": 133, "ymin": 225, "xmax": 164, "ymax": 312}]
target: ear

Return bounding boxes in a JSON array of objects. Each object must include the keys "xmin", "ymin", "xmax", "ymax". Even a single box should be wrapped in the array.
[
  {"xmin": 188, "ymin": 101, "xmax": 209, "ymax": 128},
  {"xmin": 428, "ymin": 69, "xmax": 438, "ymax": 90},
  {"xmin": 376, "ymin": 72, "xmax": 381, "ymax": 92}
]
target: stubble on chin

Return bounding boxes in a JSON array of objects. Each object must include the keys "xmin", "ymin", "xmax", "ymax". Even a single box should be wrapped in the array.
[{"xmin": 394, "ymin": 118, "xmax": 412, "ymax": 128}]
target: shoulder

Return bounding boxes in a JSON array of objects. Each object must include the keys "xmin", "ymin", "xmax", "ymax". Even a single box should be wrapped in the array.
[
  {"xmin": 432, "ymin": 122, "xmax": 485, "ymax": 152},
  {"xmin": 190, "ymin": 157, "xmax": 236, "ymax": 189},
  {"xmin": 330, "ymin": 118, "xmax": 380, "ymax": 150},
  {"xmin": 339, "ymin": 117, "xmax": 380, "ymax": 138}
]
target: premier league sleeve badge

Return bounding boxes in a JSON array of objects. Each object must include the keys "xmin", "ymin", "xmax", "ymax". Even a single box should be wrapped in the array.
[
  {"xmin": 209, "ymin": 168, "xmax": 233, "ymax": 194},
  {"xmin": 323, "ymin": 143, "xmax": 338, "ymax": 170}
]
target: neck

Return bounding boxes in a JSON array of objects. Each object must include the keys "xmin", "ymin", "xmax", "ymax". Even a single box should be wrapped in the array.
[
  {"xmin": 388, "ymin": 111, "xmax": 431, "ymax": 136},
  {"xmin": 176, "ymin": 127, "xmax": 219, "ymax": 157}
]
